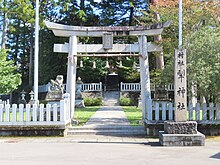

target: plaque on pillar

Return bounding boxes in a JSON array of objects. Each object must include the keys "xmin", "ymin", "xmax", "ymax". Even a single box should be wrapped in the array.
[{"xmin": 103, "ymin": 32, "xmax": 113, "ymax": 50}]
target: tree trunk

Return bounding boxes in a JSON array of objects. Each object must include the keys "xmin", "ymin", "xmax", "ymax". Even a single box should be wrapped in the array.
[
  {"xmin": 1, "ymin": 12, "xmax": 7, "ymax": 49},
  {"xmin": 152, "ymin": 0, "xmax": 165, "ymax": 70},
  {"xmin": 129, "ymin": 1, "xmax": 134, "ymax": 26}
]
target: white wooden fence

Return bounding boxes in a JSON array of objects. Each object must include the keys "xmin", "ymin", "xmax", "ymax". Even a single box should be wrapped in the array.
[
  {"xmin": 38, "ymin": 82, "xmax": 102, "ymax": 93},
  {"xmin": 120, "ymin": 82, "xmax": 174, "ymax": 92},
  {"xmin": 146, "ymin": 99, "xmax": 220, "ymax": 124},
  {"xmin": 0, "ymin": 97, "xmax": 71, "ymax": 126}
]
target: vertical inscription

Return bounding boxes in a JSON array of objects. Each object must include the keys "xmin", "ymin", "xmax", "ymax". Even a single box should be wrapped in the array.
[{"xmin": 174, "ymin": 49, "xmax": 187, "ymax": 121}]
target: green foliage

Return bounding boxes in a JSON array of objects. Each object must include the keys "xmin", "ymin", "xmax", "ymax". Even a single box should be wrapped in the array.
[
  {"xmin": 187, "ymin": 27, "xmax": 220, "ymax": 102},
  {"xmin": 119, "ymin": 97, "xmax": 131, "ymax": 106},
  {"xmin": 84, "ymin": 97, "xmax": 103, "ymax": 106},
  {"xmin": 141, "ymin": 2, "xmax": 220, "ymax": 100},
  {"xmin": 0, "ymin": 49, "xmax": 21, "ymax": 94}
]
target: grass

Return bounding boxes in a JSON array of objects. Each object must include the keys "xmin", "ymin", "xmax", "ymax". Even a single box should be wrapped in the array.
[
  {"xmin": 74, "ymin": 106, "xmax": 100, "ymax": 126},
  {"xmin": 122, "ymin": 106, "xmax": 143, "ymax": 126}
]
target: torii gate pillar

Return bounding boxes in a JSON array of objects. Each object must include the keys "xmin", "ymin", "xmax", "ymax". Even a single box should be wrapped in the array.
[
  {"xmin": 139, "ymin": 35, "xmax": 151, "ymax": 120},
  {"xmin": 66, "ymin": 36, "xmax": 77, "ymax": 118}
]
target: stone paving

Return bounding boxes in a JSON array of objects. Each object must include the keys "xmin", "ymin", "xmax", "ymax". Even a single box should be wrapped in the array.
[{"xmin": 84, "ymin": 106, "xmax": 130, "ymax": 127}]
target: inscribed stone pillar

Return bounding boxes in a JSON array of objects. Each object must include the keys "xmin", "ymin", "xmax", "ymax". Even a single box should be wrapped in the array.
[
  {"xmin": 139, "ymin": 36, "xmax": 151, "ymax": 120},
  {"xmin": 174, "ymin": 49, "xmax": 187, "ymax": 121},
  {"xmin": 66, "ymin": 36, "xmax": 77, "ymax": 118}
]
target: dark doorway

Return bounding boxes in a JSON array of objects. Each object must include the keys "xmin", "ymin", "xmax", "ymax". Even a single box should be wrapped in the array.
[{"xmin": 105, "ymin": 73, "xmax": 119, "ymax": 91}]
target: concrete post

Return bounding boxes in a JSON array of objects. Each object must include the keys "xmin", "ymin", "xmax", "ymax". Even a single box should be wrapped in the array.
[
  {"xmin": 139, "ymin": 35, "xmax": 151, "ymax": 121},
  {"xmin": 66, "ymin": 36, "xmax": 77, "ymax": 118}
]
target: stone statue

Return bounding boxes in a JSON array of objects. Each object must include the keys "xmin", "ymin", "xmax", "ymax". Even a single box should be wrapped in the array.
[
  {"xmin": 49, "ymin": 75, "xmax": 64, "ymax": 94},
  {"xmin": 46, "ymin": 75, "xmax": 64, "ymax": 102}
]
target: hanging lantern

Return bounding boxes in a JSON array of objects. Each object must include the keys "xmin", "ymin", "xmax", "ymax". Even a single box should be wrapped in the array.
[
  {"xmin": 132, "ymin": 61, "xmax": 137, "ymax": 70},
  {"xmin": 105, "ymin": 59, "xmax": 110, "ymax": 68},
  {"xmin": 80, "ymin": 60, "xmax": 83, "ymax": 68},
  {"xmin": 119, "ymin": 60, "xmax": 123, "ymax": 68},
  {"xmin": 93, "ymin": 61, "xmax": 96, "ymax": 69}
]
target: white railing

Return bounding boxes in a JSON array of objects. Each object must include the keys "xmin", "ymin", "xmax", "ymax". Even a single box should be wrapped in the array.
[
  {"xmin": 120, "ymin": 82, "xmax": 141, "ymax": 91},
  {"xmin": 38, "ymin": 82, "xmax": 102, "ymax": 93},
  {"xmin": 80, "ymin": 82, "xmax": 102, "ymax": 92},
  {"xmin": 120, "ymin": 82, "xmax": 174, "ymax": 92},
  {"xmin": 146, "ymin": 99, "xmax": 220, "ymax": 124},
  {"xmin": 0, "ymin": 97, "xmax": 71, "ymax": 126}
]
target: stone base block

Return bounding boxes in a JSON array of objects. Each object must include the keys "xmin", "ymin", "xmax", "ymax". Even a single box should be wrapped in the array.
[
  {"xmin": 75, "ymin": 99, "xmax": 85, "ymax": 108},
  {"xmin": 159, "ymin": 131, "xmax": 205, "ymax": 146},
  {"xmin": 164, "ymin": 121, "xmax": 197, "ymax": 134}
]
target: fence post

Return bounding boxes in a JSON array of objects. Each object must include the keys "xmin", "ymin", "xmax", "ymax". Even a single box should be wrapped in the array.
[
  {"xmin": 5, "ymin": 104, "xmax": 10, "ymax": 122},
  {"xmin": 162, "ymin": 102, "xmax": 166, "ymax": 120},
  {"xmin": 188, "ymin": 102, "xmax": 193, "ymax": 121},
  {"xmin": 216, "ymin": 103, "xmax": 220, "ymax": 120},
  {"xmin": 60, "ymin": 100, "xmax": 66, "ymax": 122},
  {"xmin": 209, "ymin": 103, "xmax": 214, "ymax": 120},
  {"xmin": 168, "ymin": 102, "xmax": 173, "ymax": 120},
  {"xmin": 202, "ymin": 103, "xmax": 207, "ymax": 121},
  {"xmin": 146, "ymin": 99, "xmax": 152, "ymax": 121},
  {"xmin": 46, "ymin": 104, "xmax": 51, "ymax": 122},
  {"xmin": 155, "ymin": 102, "xmax": 159, "ymax": 121},
  {"xmin": 33, "ymin": 104, "xmax": 38, "ymax": 122},
  {"xmin": 39, "ymin": 104, "xmax": 44, "ymax": 122},
  {"xmin": 12, "ymin": 104, "xmax": 17, "ymax": 122},
  {"xmin": 0, "ymin": 104, "xmax": 3, "ymax": 122},
  {"xmin": 26, "ymin": 104, "xmax": 31, "ymax": 122},
  {"xmin": 195, "ymin": 103, "xmax": 200, "ymax": 121},
  {"xmin": 53, "ymin": 104, "xmax": 58, "ymax": 122},
  {"xmin": 19, "ymin": 104, "xmax": 24, "ymax": 122}
]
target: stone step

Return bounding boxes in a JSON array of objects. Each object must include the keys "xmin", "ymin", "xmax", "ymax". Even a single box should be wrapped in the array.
[
  {"xmin": 67, "ymin": 130, "xmax": 146, "ymax": 136},
  {"xmin": 69, "ymin": 126, "xmax": 145, "ymax": 131},
  {"xmin": 67, "ymin": 126, "xmax": 146, "ymax": 136}
]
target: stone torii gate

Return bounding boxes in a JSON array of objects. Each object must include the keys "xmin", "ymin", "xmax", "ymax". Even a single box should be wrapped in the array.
[{"xmin": 45, "ymin": 21, "xmax": 170, "ymax": 120}]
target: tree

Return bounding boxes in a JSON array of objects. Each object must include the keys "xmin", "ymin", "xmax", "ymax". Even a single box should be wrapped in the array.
[
  {"xmin": 0, "ymin": 0, "xmax": 34, "ymax": 48},
  {"xmin": 187, "ymin": 27, "xmax": 220, "ymax": 102},
  {"xmin": 143, "ymin": 0, "xmax": 219, "ymax": 76},
  {"xmin": 144, "ymin": 0, "xmax": 220, "ymax": 101},
  {"xmin": 0, "ymin": 49, "xmax": 21, "ymax": 94}
]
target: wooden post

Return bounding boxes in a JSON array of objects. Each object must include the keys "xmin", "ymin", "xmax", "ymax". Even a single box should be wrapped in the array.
[
  {"xmin": 66, "ymin": 36, "xmax": 77, "ymax": 119},
  {"xmin": 139, "ymin": 35, "xmax": 151, "ymax": 121}
]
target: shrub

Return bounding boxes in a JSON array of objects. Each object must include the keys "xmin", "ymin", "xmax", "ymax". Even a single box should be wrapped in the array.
[
  {"xmin": 119, "ymin": 97, "xmax": 131, "ymax": 106},
  {"xmin": 93, "ymin": 97, "xmax": 103, "ymax": 106},
  {"xmin": 84, "ymin": 97, "xmax": 103, "ymax": 106}
]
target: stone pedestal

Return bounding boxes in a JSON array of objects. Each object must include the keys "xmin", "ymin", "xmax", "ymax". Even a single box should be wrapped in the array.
[
  {"xmin": 75, "ymin": 99, "xmax": 85, "ymax": 108},
  {"xmin": 159, "ymin": 121, "xmax": 205, "ymax": 146}
]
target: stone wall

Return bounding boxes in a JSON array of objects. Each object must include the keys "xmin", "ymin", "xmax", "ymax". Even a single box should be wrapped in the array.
[
  {"xmin": 145, "ymin": 123, "xmax": 220, "ymax": 137},
  {"xmin": 0, "ymin": 126, "xmax": 68, "ymax": 137},
  {"xmin": 82, "ymin": 91, "xmax": 103, "ymax": 98}
]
